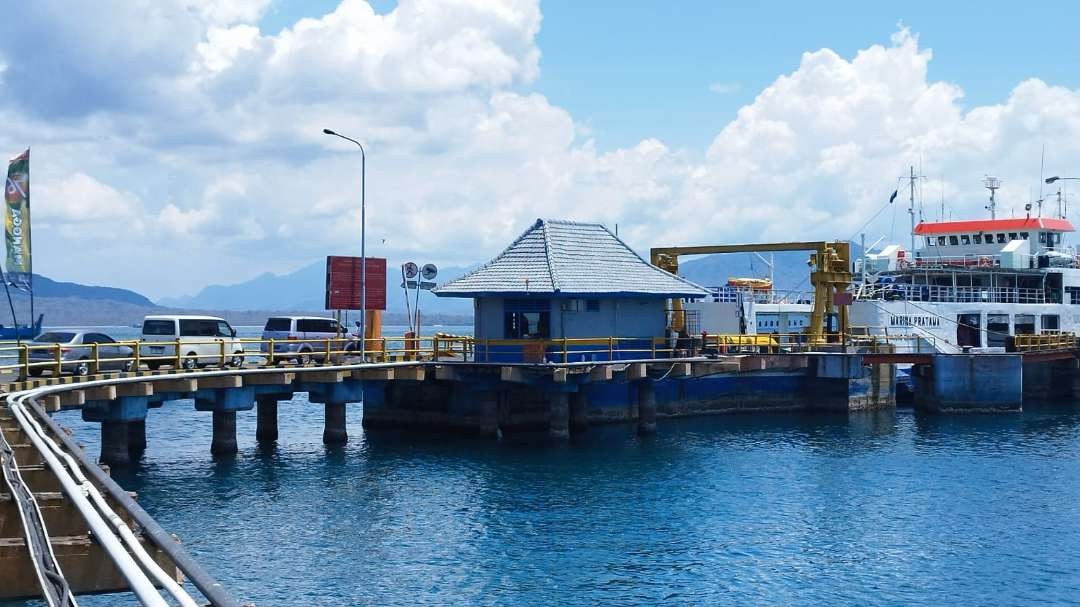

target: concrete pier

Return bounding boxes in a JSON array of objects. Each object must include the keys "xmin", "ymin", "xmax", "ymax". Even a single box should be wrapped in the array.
[
  {"xmin": 100, "ymin": 421, "xmax": 130, "ymax": 466},
  {"xmin": 323, "ymin": 402, "xmax": 348, "ymax": 445},
  {"xmin": 211, "ymin": 410, "xmax": 238, "ymax": 455},
  {"xmin": 637, "ymin": 382, "xmax": 657, "ymax": 435},
  {"xmin": 128, "ymin": 420, "xmax": 147, "ymax": 453},
  {"xmin": 255, "ymin": 396, "xmax": 279, "ymax": 443},
  {"xmin": 569, "ymin": 391, "xmax": 589, "ymax": 435},
  {"xmin": 548, "ymin": 393, "xmax": 570, "ymax": 440},
  {"xmin": 913, "ymin": 354, "xmax": 1023, "ymax": 412}
]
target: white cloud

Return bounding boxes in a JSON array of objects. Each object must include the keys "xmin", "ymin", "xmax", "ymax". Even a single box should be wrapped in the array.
[{"xmin": 2, "ymin": 6, "xmax": 1080, "ymax": 300}]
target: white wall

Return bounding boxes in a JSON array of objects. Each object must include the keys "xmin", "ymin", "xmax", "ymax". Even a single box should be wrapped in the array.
[{"xmin": 471, "ymin": 296, "xmax": 669, "ymax": 339}]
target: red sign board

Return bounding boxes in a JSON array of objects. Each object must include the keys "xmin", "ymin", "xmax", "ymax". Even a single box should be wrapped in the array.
[{"xmin": 326, "ymin": 256, "xmax": 386, "ymax": 310}]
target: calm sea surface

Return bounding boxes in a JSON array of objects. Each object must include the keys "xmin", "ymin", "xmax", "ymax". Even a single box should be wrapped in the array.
[{"xmin": 7, "ymin": 327, "xmax": 1080, "ymax": 606}]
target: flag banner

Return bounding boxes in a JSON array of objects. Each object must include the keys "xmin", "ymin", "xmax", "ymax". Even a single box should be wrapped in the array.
[{"xmin": 4, "ymin": 149, "xmax": 30, "ymax": 291}]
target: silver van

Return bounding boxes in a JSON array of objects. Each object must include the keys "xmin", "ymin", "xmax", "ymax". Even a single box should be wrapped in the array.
[
  {"xmin": 140, "ymin": 315, "xmax": 244, "ymax": 370},
  {"xmin": 260, "ymin": 316, "xmax": 346, "ymax": 363}
]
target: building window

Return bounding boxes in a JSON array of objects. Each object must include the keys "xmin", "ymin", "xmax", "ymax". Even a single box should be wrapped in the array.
[
  {"xmin": 586, "ymin": 299, "xmax": 600, "ymax": 312},
  {"xmin": 504, "ymin": 299, "xmax": 551, "ymax": 339},
  {"xmin": 961, "ymin": 235, "xmax": 971, "ymax": 245},
  {"xmin": 949, "ymin": 235, "xmax": 959, "ymax": 245}
]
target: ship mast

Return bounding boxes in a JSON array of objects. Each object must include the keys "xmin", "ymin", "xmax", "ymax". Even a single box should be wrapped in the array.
[
  {"xmin": 984, "ymin": 176, "xmax": 1000, "ymax": 219},
  {"xmin": 908, "ymin": 165, "xmax": 917, "ymax": 255}
]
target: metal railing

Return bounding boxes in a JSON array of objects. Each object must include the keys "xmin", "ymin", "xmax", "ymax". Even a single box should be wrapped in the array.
[
  {"xmin": 1013, "ymin": 331, "xmax": 1078, "ymax": 352},
  {"xmin": 1, "ymin": 328, "xmax": 1074, "ymax": 382},
  {"xmin": 858, "ymin": 283, "xmax": 1048, "ymax": 304}
]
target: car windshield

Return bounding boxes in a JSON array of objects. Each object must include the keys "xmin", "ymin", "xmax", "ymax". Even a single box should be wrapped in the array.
[{"xmin": 34, "ymin": 332, "xmax": 76, "ymax": 343}]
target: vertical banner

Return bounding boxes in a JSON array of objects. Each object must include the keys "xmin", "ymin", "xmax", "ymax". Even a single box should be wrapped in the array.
[{"xmin": 4, "ymin": 149, "xmax": 30, "ymax": 291}]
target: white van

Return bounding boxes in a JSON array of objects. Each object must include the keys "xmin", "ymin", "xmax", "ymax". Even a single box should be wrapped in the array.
[
  {"xmin": 140, "ymin": 315, "xmax": 244, "ymax": 370},
  {"xmin": 260, "ymin": 316, "xmax": 347, "ymax": 363}
]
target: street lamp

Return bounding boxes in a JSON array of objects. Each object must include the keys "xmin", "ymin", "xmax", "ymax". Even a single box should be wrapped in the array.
[
  {"xmin": 323, "ymin": 128, "xmax": 367, "ymax": 360},
  {"xmin": 1044, "ymin": 176, "xmax": 1078, "ymax": 219}
]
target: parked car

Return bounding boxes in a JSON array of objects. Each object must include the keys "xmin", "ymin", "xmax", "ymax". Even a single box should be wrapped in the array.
[
  {"xmin": 139, "ymin": 315, "xmax": 244, "ymax": 370},
  {"xmin": 260, "ymin": 316, "xmax": 348, "ymax": 363},
  {"xmin": 27, "ymin": 331, "xmax": 135, "ymax": 377}
]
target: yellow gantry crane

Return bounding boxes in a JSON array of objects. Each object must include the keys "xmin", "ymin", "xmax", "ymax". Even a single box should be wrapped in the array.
[{"xmin": 650, "ymin": 241, "xmax": 853, "ymax": 344}]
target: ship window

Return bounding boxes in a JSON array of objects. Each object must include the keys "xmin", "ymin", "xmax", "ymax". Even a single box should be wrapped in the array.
[
  {"xmin": 1008, "ymin": 232, "xmax": 1018, "ymax": 241},
  {"xmin": 986, "ymin": 314, "xmax": 1010, "ymax": 348},
  {"xmin": 996, "ymin": 233, "xmax": 1007, "ymax": 243},
  {"xmin": 1014, "ymin": 314, "xmax": 1036, "ymax": 335},
  {"xmin": 1039, "ymin": 232, "xmax": 1047, "ymax": 244},
  {"xmin": 973, "ymin": 234, "xmax": 983, "ymax": 244},
  {"xmin": 926, "ymin": 237, "xmax": 933, "ymax": 247},
  {"xmin": 961, "ymin": 235, "xmax": 971, "ymax": 245},
  {"xmin": 949, "ymin": 235, "xmax": 959, "ymax": 245},
  {"xmin": 1020, "ymin": 232, "xmax": 1029, "ymax": 240},
  {"xmin": 937, "ymin": 236, "xmax": 947, "ymax": 246},
  {"xmin": 1043, "ymin": 315, "xmax": 1060, "ymax": 331}
]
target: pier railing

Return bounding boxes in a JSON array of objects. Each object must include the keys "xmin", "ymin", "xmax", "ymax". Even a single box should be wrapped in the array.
[{"xmin": 0, "ymin": 330, "xmax": 1075, "ymax": 380}]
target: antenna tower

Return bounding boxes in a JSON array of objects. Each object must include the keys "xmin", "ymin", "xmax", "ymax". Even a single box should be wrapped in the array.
[{"xmin": 983, "ymin": 176, "xmax": 1001, "ymax": 219}]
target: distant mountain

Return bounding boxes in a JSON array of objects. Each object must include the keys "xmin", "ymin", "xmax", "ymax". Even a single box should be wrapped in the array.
[
  {"xmin": 24, "ymin": 274, "xmax": 155, "ymax": 306},
  {"xmin": 160, "ymin": 261, "xmax": 475, "ymax": 315}
]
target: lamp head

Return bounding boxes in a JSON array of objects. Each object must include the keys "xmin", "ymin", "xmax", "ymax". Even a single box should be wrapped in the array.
[
  {"xmin": 1046, "ymin": 176, "xmax": 1060, "ymax": 184},
  {"xmin": 322, "ymin": 128, "xmax": 336, "ymax": 136}
]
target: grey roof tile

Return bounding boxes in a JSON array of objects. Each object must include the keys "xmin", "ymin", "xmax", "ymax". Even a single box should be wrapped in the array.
[{"xmin": 434, "ymin": 219, "xmax": 708, "ymax": 298}]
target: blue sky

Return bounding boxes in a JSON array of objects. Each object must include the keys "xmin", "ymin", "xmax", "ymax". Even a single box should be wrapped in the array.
[
  {"xmin": 4, "ymin": 1, "xmax": 1080, "ymax": 298},
  {"xmin": 265, "ymin": 0, "xmax": 1080, "ymax": 151}
]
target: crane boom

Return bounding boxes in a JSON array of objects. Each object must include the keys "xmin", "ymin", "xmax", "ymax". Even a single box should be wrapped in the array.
[{"xmin": 650, "ymin": 241, "xmax": 852, "ymax": 343}]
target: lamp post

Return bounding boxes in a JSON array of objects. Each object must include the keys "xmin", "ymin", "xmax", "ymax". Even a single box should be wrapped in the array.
[
  {"xmin": 1045, "ymin": 176, "xmax": 1079, "ymax": 219},
  {"xmin": 323, "ymin": 128, "xmax": 367, "ymax": 360}
]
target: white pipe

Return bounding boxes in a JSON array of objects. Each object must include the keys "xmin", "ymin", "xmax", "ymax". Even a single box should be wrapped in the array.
[
  {"xmin": 8, "ymin": 395, "xmax": 173, "ymax": 606},
  {"xmin": 11, "ymin": 392, "xmax": 198, "ymax": 606}
]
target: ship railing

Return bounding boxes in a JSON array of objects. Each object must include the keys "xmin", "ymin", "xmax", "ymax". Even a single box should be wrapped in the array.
[
  {"xmin": 858, "ymin": 283, "xmax": 1046, "ymax": 304},
  {"xmin": 909, "ymin": 254, "xmax": 1002, "ymax": 270}
]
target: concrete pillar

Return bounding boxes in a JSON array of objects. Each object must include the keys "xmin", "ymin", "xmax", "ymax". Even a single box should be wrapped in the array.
[
  {"xmin": 569, "ymin": 391, "xmax": 589, "ymax": 434},
  {"xmin": 256, "ymin": 397, "xmax": 279, "ymax": 443},
  {"xmin": 548, "ymin": 392, "xmax": 569, "ymax": 440},
  {"xmin": 637, "ymin": 382, "xmax": 657, "ymax": 435},
  {"xmin": 211, "ymin": 410, "xmax": 238, "ymax": 455},
  {"xmin": 478, "ymin": 391, "xmax": 500, "ymax": 438},
  {"xmin": 100, "ymin": 421, "xmax": 130, "ymax": 466},
  {"xmin": 323, "ymin": 402, "xmax": 348, "ymax": 445},
  {"xmin": 127, "ymin": 420, "xmax": 147, "ymax": 453}
]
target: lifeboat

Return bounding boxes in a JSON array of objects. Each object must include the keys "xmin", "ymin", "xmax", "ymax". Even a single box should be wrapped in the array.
[{"xmin": 727, "ymin": 277, "xmax": 772, "ymax": 291}]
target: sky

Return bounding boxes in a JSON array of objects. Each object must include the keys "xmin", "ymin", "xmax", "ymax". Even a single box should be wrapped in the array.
[{"xmin": 3, "ymin": 0, "xmax": 1080, "ymax": 300}]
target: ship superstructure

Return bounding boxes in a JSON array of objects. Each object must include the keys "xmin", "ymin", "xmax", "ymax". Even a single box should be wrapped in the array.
[{"xmin": 851, "ymin": 216, "xmax": 1079, "ymax": 352}]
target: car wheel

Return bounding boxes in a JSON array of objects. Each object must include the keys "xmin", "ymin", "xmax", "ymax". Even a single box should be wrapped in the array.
[
  {"xmin": 122, "ymin": 360, "xmax": 137, "ymax": 372},
  {"xmin": 28, "ymin": 368, "xmax": 44, "ymax": 377},
  {"xmin": 228, "ymin": 353, "xmax": 244, "ymax": 368},
  {"xmin": 73, "ymin": 359, "xmax": 90, "ymax": 377},
  {"xmin": 297, "ymin": 350, "xmax": 312, "ymax": 365},
  {"xmin": 181, "ymin": 354, "xmax": 197, "ymax": 370},
  {"xmin": 147, "ymin": 361, "xmax": 162, "ymax": 371}
]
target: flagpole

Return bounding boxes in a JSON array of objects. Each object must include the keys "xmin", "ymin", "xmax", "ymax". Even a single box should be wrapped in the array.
[{"xmin": 26, "ymin": 147, "xmax": 32, "ymax": 334}]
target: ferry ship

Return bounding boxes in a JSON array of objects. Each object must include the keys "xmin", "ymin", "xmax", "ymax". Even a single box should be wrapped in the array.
[{"xmin": 850, "ymin": 216, "xmax": 1078, "ymax": 353}]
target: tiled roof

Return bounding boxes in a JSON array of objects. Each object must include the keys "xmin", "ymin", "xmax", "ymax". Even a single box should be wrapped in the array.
[{"xmin": 434, "ymin": 219, "xmax": 708, "ymax": 298}]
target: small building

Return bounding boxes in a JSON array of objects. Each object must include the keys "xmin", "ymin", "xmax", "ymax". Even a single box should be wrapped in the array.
[{"xmin": 433, "ymin": 218, "xmax": 708, "ymax": 362}]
